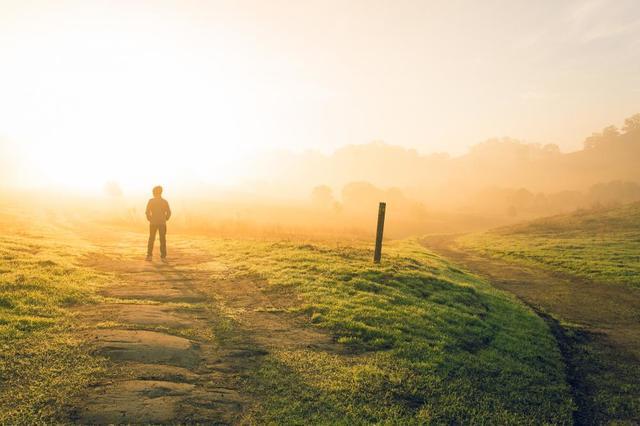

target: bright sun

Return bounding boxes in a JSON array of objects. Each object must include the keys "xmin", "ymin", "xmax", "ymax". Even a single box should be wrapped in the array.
[{"xmin": 1, "ymin": 3, "xmax": 306, "ymax": 192}]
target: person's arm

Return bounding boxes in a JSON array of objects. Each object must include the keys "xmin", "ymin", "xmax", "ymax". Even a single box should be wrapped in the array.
[
  {"xmin": 165, "ymin": 201, "xmax": 172, "ymax": 222},
  {"xmin": 145, "ymin": 200, "xmax": 152, "ymax": 222}
]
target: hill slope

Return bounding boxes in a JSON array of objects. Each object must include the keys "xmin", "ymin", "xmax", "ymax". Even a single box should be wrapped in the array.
[
  {"xmin": 462, "ymin": 202, "xmax": 640, "ymax": 286},
  {"xmin": 0, "ymin": 207, "xmax": 574, "ymax": 423},
  {"xmin": 443, "ymin": 202, "xmax": 640, "ymax": 423}
]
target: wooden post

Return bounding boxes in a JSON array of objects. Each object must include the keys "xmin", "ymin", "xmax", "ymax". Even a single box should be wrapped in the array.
[{"xmin": 374, "ymin": 202, "xmax": 386, "ymax": 263}]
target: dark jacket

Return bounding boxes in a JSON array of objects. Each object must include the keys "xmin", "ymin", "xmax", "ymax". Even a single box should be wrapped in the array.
[{"xmin": 146, "ymin": 197, "xmax": 171, "ymax": 225}]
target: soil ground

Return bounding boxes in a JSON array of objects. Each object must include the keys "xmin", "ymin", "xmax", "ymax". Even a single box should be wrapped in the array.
[
  {"xmin": 67, "ymin": 232, "xmax": 333, "ymax": 424},
  {"xmin": 421, "ymin": 234, "xmax": 640, "ymax": 425}
]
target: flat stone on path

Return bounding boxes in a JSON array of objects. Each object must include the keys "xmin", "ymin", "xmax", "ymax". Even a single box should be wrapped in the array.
[
  {"xmin": 90, "ymin": 329, "xmax": 201, "ymax": 368},
  {"xmin": 86, "ymin": 303, "xmax": 192, "ymax": 328},
  {"xmin": 101, "ymin": 285, "xmax": 206, "ymax": 303},
  {"xmin": 75, "ymin": 380, "xmax": 195, "ymax": 424}
]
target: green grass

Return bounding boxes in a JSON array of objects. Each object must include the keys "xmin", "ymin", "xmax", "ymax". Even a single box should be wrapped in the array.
[
  {"xmin": 190, "ymin": 237, "xmax": 575, "ymax": 424},
  {"xmin": 452, "ymin": 202, "xmax": 640, "ymax": 423},
  {"xmin": 460, "ymin": 202, "xmax": 640, "ymax": 286},
  {"xmin": 1, "ymin": 209, "xmax": 577, "ymax": 423},
  {"xmin": 0, "ymin": 223, "xmax": 108, "ymax": 424}
]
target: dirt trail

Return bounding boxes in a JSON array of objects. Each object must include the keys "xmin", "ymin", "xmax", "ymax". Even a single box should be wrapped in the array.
[
  {"xmin": 421, "ymin": 234, "xmax": 640, "ymax": 425},
  {"xmin": 67, "ymin": 234, "xmax": 331, "ymax": 424}
]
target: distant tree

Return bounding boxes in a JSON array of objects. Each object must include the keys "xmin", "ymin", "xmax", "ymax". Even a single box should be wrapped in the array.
[
  {"xmin": 583, "ymin": 132, "xmax": 601, "ymax": 149},
  {"xmin": 602, "ymin": 125, "xmax": 620, "ymax": 139},
  {"xmin": 507, "ymin": 188, "xmax": 534, "ymax": 209},
  {"xmin": 310, "ymin": 185, "xmax": 334, "ymax": 207},
  {"xmin": 583, "ymin": 125, "xmax": 619, "ymax": 149},
  {"xmin": 622, "ymin": 113, "xmax": 640, "ymax": 134},
  {"xmin": 588, "ymin": 180, "xmax": 640, "ymax": 205},
  {"xmin": 341, "ymin": 182, "xmax": 380, "ymax": 205}
]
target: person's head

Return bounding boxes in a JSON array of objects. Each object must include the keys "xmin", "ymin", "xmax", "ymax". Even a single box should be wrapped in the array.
[{"xmin": 152, "ymin": 185, "xmax": 163, "ymax": 198}]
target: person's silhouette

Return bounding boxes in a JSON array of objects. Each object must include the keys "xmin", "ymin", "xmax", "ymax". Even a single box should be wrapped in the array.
[{"xmin": 145, "ymin": 186, "xmax": 171, "ymax": 261}]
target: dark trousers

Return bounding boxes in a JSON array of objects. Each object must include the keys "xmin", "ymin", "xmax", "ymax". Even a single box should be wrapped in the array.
[{"xmin": 147, "ymin": 224, "xmax": 167, "ymax": 258}]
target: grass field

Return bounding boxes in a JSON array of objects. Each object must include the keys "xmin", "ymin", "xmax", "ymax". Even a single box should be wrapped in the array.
[
  {"xmin": 189, "ymin": 237, "xmax": 574, "ymax": 423},
  {"xmin": 0, "ymin": 207, "xmax": 576, "ymax": 423},
  {"xmin": 460, "ymin": 202, "xmax": 640, "ymax": 287},
  {"xmin": 0, "ymin": 212, "xmax": 109, "ymax": 423},
  {"xmin": 440, "ymin": 202, "xmax": 640, "ymax": 423}
]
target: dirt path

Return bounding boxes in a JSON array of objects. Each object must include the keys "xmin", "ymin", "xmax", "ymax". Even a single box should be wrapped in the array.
[
  {"xmin": 421, "ymin": 235, "xmax": 640, "ymax": 425},
  {"xmin": 66, "ymin": 233, "xmax": 332, "ymax": 424}
]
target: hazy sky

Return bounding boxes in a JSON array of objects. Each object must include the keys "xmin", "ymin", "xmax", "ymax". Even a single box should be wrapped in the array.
[{"xmin": 1, "ymin": 0, "xmax": 639, "ymax": 188}]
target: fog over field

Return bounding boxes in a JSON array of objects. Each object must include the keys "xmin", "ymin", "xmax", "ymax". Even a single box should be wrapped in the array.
[
  {"xmin": 2, "ymin": 0, "xmax": 640, "ymax": 237},
  {"xmin": 2, "ymin": 114, "xmax": 639, "ymax": 238},
  {"xmin": 2, "ymin": 1, "xmax": 640, "ymax": 424}
]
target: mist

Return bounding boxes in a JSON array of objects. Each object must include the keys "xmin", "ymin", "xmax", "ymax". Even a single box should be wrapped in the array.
[
  {"xmin": 2, "ymin": 113, "xmax": 638, "ymax": 240},
  {"xmin": 2, "ymin": 0, "xmax": 639, "ymax": 238}
]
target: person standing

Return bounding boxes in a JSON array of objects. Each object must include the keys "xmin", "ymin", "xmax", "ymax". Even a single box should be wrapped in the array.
[{"xmin": 145, "ymin": 185, "xmax": 171, "ymax": 261}]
